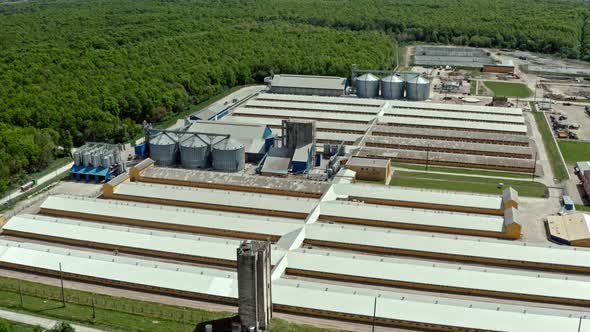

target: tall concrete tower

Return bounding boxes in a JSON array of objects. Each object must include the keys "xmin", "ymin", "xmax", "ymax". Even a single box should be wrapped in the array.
[{"xmin": 237, "ymin": 241, "xmax": 272, "ymax": 331}]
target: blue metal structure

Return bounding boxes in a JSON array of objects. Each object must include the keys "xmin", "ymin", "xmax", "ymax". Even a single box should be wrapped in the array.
[{"xmin": 70, "ymin": 165, "xmax": 114, "ymax": 183}]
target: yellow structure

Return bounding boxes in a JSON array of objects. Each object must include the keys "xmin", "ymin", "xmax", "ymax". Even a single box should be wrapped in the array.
[
  {"xmin": 345, "ymin": 157, "xmax": 390, "ymax": 182},
  {"xmin": 548, "ymin": 213, "xmax": 590, "ymax": 247}
]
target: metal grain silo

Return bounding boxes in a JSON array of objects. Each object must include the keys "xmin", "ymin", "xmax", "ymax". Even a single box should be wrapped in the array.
[
  {"xmin": 212, "ymin": 138, "xmax": 245, "ymax": 172},
  {"xmin": 179, "ymin": 134, "xmax": 210, "ymax": 169},
  {"xmin": 381, "ymin": 75, "xmax": 404, "ymax": 99},
  {"xmin": 74, "ymin": 151, "xmax": 81, "ymax": 166},
  {"xmin": 355, "ymin": 73, "xmax": 379, "ymax": 98},
  {"xmin": 406, "ymin": 76, "xmax": 431, "ymax": 101},
  {"xmin": 150, "ymin": 132, "xmax": 178, "ymax": 166}
]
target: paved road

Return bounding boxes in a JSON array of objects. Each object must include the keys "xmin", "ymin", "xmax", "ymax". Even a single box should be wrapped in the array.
[
  {"xmin": 0, "ymin": 308, "xmax": 104, "ymax": 332},
  {"xmin": 0, "ymin": 162, "xmax": 73, "ymax": 206}
]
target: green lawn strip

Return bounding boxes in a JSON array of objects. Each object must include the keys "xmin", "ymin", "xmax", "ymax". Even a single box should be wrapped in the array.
[
  {"xmin": 7, "ymin": 156, "xmax": 72, "ymax": 193},
  {"xmin": 557, "ymin": 141, "xmax": 590, "ymax": 164},
  {"xmin": 483, "ymin": 81, "xmax": 531, "ymax": 97},
  {"xmin": 154, "ymin": 85, "xmax": 244, "ymax": 130},
  {"xmin": 395, "ymin": 163, "xmax": 532, "ymax": 179},
  {"xmin": 355, "ymin": 179, "xmax": 386, "ymax": 185},
  {"xmin": 531, "ymin": 105, "xmax": 569, "ymax": 181},
  {"xmin": 576, "ymin": 204, "xmax": 590, "ymax": 212},
  {"xmin": 390, "ymin": 171, "xmax": 547, "ymax": 197},
  {"xmin": 0, "ymin": 276, "xmax": 340, "ymax": 332},
  {"xmin": 0, "ymin": 319, "xmax": 43, "ymax": 332}
]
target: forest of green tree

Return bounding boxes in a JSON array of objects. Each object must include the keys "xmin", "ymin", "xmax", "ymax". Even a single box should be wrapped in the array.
[{"xmin": 0, "ymin": 0, "xmax": 588, "ymax": 195}]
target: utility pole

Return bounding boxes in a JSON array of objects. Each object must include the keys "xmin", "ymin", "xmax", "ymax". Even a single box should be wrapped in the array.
[
  {"xmin": 372, "ymin": 297, "xmax": 377, "ymax": 332},
  {"xmin": 59, "ymin": 262, "xmax": 66, "ymax": 307},
  {"xmin": 532, "ymin": 152, "xmax": 538, "ymax": 181}
]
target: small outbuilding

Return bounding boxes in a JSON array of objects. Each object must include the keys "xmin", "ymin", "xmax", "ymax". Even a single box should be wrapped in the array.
[
  {"xmin": 547, "ymin": 213, "xmax": 590, "ymax": 247},
  {"xmin": 482, "ymin": 60, "xmax": 515, "ymax": 74},
  {"xmin": 346, "ymin": 157, "xmax": 391, "ymax": 182},
  {"xmin": 269, "ymin": 74, "xmax": 347, "ymax": 96}
]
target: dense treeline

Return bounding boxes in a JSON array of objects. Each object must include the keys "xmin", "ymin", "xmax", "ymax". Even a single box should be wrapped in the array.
[{"xmin": 0, "ymin": 0, "xmax": 587, "ymax": 195}]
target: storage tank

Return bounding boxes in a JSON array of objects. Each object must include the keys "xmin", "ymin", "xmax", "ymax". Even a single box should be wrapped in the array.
[
  {"xmin": 212, "ymin": 138, "xmax": 245, "ymax": 172},
  {"xmin": 179, "ymin": 134, "xmax": 210, "ymax": 169},
  {"xmin": 82, "ymin": 152, "xmax": 91, "ymax": 166},
  {"xmin": 406, "ymin": 76, "xmax": 431, "ymax": 101},
  {"xmin": 355, "ymin": 73, "xmax": 379, "ymax": 98},
  {"xmin": 381, "ymin": 75, "xmax": 404, "ymax": 99},
  {"xmin": 150, "ymin": 132, "xmax": 178, "ymax": 166},
  {"xmin": 74, "ymin": 151, "xmax": 81, "ymax": 166}
]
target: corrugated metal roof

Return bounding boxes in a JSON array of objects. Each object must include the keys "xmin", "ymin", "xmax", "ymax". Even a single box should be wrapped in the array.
[
  {"xmin": 270, "ymin": 75, "xmax": 346, "ymax": 90},
  {"xmin": 40, "ymin": 195, "xmax": 304, "ymax": 237},
  {"xmin": 379, "ymin": 116, "xmax": 528, "ymax": 134},
  {"xmin": 354, "ymin": 146, "xmax": 536, "ymax": 169},
  {"xmin": 114, "ymin": 182, "xmax": 318, "ymax": 215},
  {"xmin": 304, "ymin": 222, "xmax": 590, "ymax": 271},
  {"xmin": 223, "ymin": 116, "xmax": 370, "ymax": 133},
  {"xmin": 0, "ymin": 239, "xmax": 586, "ymax": 332},
  {"xmin": 372, "ymin": 125, "xmax": 530, "ymax": 144},
  {"xmin": 333, "ymin": 183, "xmax": 502, "ymax": 210},
  {"xmin": 233, "ymin": 107, "xmax": 374, "ymax": 123},
  {"xmin": 319, "ymin": 200, "xmax": 506, "ymax": 232},
  {"xmin": 140, "ymin": 167, "xmax": 329, "ymax": 195},
  {"xmin": 244, "ymin": 100, "xmax": 380, "ymax": 114},
  {"xmin": 188, "ymin": 121, "xmax": 266, "ymax": 140},
  {"xmin": 386, "ymin": 100, "xmax": 523, "ymax": 116},
  {"xmin": 365, "ymin": 136, "xmax": 533, "ymax": 156},
  {"xmin": 287, "ymin": 249, "xmax": 590, "ymax": 302},
  {"xmin": 4, "ymin": 215, "xmax": 288, "ymax": 264},
  {"xmin": 387, "ymin": 108, "xmax": 525, "ymax": 124},
  {"xmin": 255, "ymin": 93, "xmax": 386, "ymax": 107},
  {"xmin": 356, "ymin": 73, "xmax": 379, "ymax": 82}
]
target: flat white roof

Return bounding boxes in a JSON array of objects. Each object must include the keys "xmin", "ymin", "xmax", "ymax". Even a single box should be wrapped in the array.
[
  {"xmin": 386, "ymin": 100, "xmax": 523, "ymax": 116},
  {"xmin": 305, "ymin": 222, "xmax": 590, "ymax": 271},
  {"xmin": 287, "ymin": 249, "xmax": 590, "ymax": 303},
  {"xmin": 387, "ymin": 108, "xmax": 525, "ymax": 124},
  {"xmin": 224, "ymin": 116, "xmax": 370, "ymax": 132},
  {"xmin": 233, "ymin": 107, "xmax": 374, "ymax": 123},
  {"xmin": 333, "ymin": 183, "xmax": 502, "ymax": 210},
  {"xmin": 40, "ymin": 195, "xmax": 304, "ymax": 237},
  {"xmin": 245, "ymin": 100, "xmax": 380, "ymax": 114},
  {"xmin": 0, "ymin": 239, "xmax": 586, "ymax": 332},
  {"xmin": 319, "ymin": 201, "xmax": 506, "ymax": 233},
  {"xmin": 256, "ymin": 93, "xmax": 386, "ymax": 107},
  {"xmin": 2, "ymin": 215, "xmax": 283, "ymax": 265},
  {"xmin": 379, "ymin": 116, "xmax": 528, "ymax": 134},
  {"xmin": 114, "ymin": 182, "xmax": 318, "ymax": 215},
  {"xmin": 270, "ymin": 74, "xmax": 346, "ymax": 91}
]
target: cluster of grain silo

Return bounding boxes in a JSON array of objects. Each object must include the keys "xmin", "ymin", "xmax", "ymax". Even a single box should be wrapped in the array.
[
  {"xmin": 212, "ymin": 138, "xmax": 245, "ymax": 172},
  {"xmin": 355, "ymin": 74, "xmax": 430, "ymax": 101},
  {"xmin": 73, "ymin": 143, "xmax": 121, "ymax": 169},
  {"xmin": 149, "ymin": 132, "xmax": 179, "ymax": 166},
  {"xmin": 179, "ymin": 134, "xmax": 210, "ymax": 169},
  {"xmin": 149, "ymin": 133, "xmax": 245, "ymax": 172}
]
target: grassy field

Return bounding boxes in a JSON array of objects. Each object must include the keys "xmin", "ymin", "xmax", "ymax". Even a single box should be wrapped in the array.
[
  {"xmin": 469, "ymin": 81, "xmax": 485, "ymax": 95},
  {"xmin": 484, "ymin": 81, "xmax": 532, "ymax": 97},
  {"xmin": 0, "ymin": 276, "xmax": 341, "ymax": 332},
  {"xmin": 531, "ymin": 104, "xmax": 569, "ymax": 181},
  {"xmin": 395, "ymin": 163, "xmax": 533, "ymax": 179},
  {"xmin": 390, "ymin": 171, "xmax": 547, "ymax": 197},
  {"xmin": 0, "ymin": 319, "xmax": 42, "ymax": 331},
  {"xmin": 557, "ymin": 141, "xmax": 590, "ymax": 164},
  {"xmin": 576, "ymin": 204, "xmax": 590, "ymax": 212}
]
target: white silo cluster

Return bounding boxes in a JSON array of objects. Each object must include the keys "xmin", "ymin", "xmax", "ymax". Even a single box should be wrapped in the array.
[
  {"xmin": 73, "ymin": 143, "xmax": 121, "ymax": 169},
  {"xmin": 149, "ymin": 132, "xmax": 245, "ymax": 172},
  {"xmin": 355, "ymin": 73, "xmax": 430, "ymax": 101}
]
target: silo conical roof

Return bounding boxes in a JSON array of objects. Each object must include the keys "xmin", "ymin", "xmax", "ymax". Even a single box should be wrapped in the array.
[{"xmin": 357, "ymin": 73, "xmax": 379, "ymax": 81}]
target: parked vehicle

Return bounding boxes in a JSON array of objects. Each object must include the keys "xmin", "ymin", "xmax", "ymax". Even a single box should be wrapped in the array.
[
  {"xmin": 568, "ymin": 123, "xmax": 580, "ymax": 129},
  {"xmin": 559, "ymin": 115, "xmax": 568, "ymax": 120},
  {"xmin": 563, "ymin": 102, "xmax": 572, "ymax": 106},
  {"xmin": 556, "ymin": 130, "xmax": 569, "ymax": 138},
  {"xmin": 569, "ymin": 132, "xmax": 579, "ymax": 139},
  {"xmin": 20, "ymin": 179, "xmax": 38, "ymax": 192}
]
